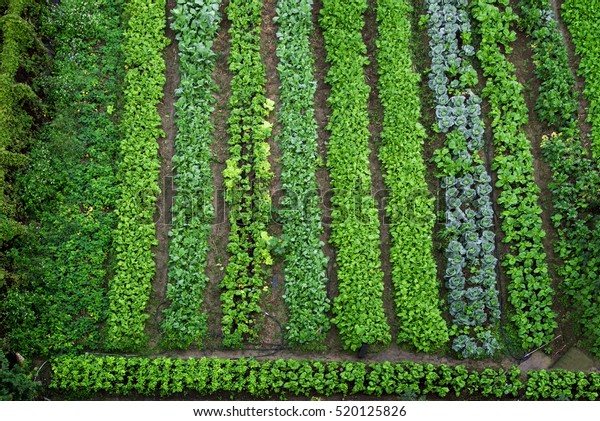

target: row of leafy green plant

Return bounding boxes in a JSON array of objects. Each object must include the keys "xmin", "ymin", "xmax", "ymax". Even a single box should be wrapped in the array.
[
  {"xmin": 274, "ymin": 0, "xmax": 330, "ymax": 346},
  {"xmin": 377, "ymin": 0, "xmax": 448, "ymax": 353},
  {"xmin": 160, "ymin": 0, "xmax": 222, "ymax": 350},
  {"xmin": 470, "ymin": 0, "xmax": 557, "ymax": 352},
  {"xmin": 2, "ymin": 0, "xmax": 124, "ymax": 355},
  {"xmin": 562, "ymin": 0, "xmax": 600, "ymax": 162},
  {"xmin": 220, "ymin": 0, "xmax": 274, "ymax": 348},
  {"xmin": 105, "ymin": 0, "xmax": 169, "ymax": 351},
  {"xmin": 0, "ymin": 0, "xmax": 44, "ymax": 295},
  {"xmin": 426, "ymin": 0, "xmax": 500, "ymax": 358},
  {"xmin": 318, "ymin": 0, "xmax": 390, "ymax": 351},
  {"xmin": 519, "ymin": 0, "xmax": 600, "ymax": 357},
  {"xmin": 49, "ymin": 354, "xmax": 530, "ymax": 399}
]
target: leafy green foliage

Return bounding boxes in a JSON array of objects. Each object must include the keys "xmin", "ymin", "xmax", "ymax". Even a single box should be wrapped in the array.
[
  {"xmin": 2, "ymin": 0, "xmax": 124, "ymax": 355},
  {"xmin": 519, "ymin": 0, "xmax": 579, "ymax": 132},
  {"xmin": 160, "ymin": 0, "xmax": 222, "ymax": 350},
  {"xmin": 562, "ymin": 0, "xmax": 600, "ymax": 162},
  {"xmin": 525, "ymin": 370, "xmax": 600, "ymax": 400},
  {"xmin": 319, "ymin": 0, "xmax": 390, "ymax": 352},
  {"xmin": 274, "ymin": 0, "xmax": 330, "ymax": 346},
  {"xmin": 106, "ymin": 0, "xmax": 168, "ymax": 351},
  {"xmin": 0, "ymin": 353, "xmax": 39, "ymax": 400},
  {"xmin": 377, "ymin": 0, "xmax": 448, "ymax": 353},
  {"xmin": 0, "ymin": 0, "xmax": 44, "ymax": 285},
  {"xmin": 426, "ymin": 0, "xmax": 501, "ymax": 358},
  {"xmin": 471, "ymin": 0, "xmax": 557, "ymax": 352},
  {"xmin": 49, "ymin": 354, "xmax": 526, "ymax": 399},
  {"xmin": 520, "ymin": 0, "xmax": 600, "ymax": 357},
  {"xmin": 220, "ymin": 0, "xmax": 274, "ymax": 348}
]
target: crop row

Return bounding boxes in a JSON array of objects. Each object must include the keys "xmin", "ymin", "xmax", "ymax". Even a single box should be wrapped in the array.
[
  {"xmin": 106, "ymin": 0, "xmax": 169, "ymax": 351},
  {"xmin": 470, "ymin": 0, "xmax": 557, "ymax": 351},
  {"xmin": 160, "ymin": 0, "xmax": 222, "ymax": 350},
  {"xmin": 426, "ymin": 0, "xmax": 500, "ymax": 358},
  {"xmin": 1, "ymin": 0, "xmax": 124, "ymax": 355},
  {"xmin": 319, "ymin": 0, "xmax": 390, "ymax": 351},
  {"xmin": 562, "ymin": 0, "xmax": 600, "ymax": 161},
  {"xmin": 520, "ymin": 0, "xmax": 600, "ymax": 356},
  {"xmin": 220, "ymin": 0, "xmax": 274, "ymax": 348},
  {"xmin": 50, "ymin": 354, "xmax": 600, "ymax": 401},
  {"xmin": 377, "ymin": 0, "xmax": 448, "ymax": 353},
  {"xmin": 50, "ymin": 355, "xmax": 531, "ymax": 399},
  {"xmin": 274, "ymin": 0, "xmax": 330, "ymax": 346}
]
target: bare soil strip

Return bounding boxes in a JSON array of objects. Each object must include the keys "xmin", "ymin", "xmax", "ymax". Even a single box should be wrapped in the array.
[
  {"xmin": 259, "ymin": 0, "xmax": 287, "ymax": 346},
  {"xmin": 148, "ymin": 0, "xmax": 179, "ymax": 348},
  {"xmin": 363, "ymin": 0, "xmax": 398, "ymax": 344},
  {"xmin": 203, "ymin": 0, "xmax": 233, "ymax": 350},
  {"xmin": 311, "ymin": 0, "xmax": 341, "ymax": 351}
]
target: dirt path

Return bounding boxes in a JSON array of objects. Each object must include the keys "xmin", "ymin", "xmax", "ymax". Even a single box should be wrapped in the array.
[
  {"xmin": 259, "ymin": 0, "xmax": 287, "ymax": 346},
  {"xmin": 203, "ymin": 0, "xmax": 233, "ymax": 349},
  {"xmin": 147, "ymin": 0, "xmax": 179, "ymax": 348},
  {"xmin": 311, "ymin": 0, "xmax": 341, "ymax": 350}
]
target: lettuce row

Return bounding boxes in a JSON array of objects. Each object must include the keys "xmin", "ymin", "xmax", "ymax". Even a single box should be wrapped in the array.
[
  {"xmin": 426, "ymin": 0, "xmax": 500, "ymax": 358},
  {"xmin": 562, "ymin": 0, "xmax": 600, "ymax": 162},
  {"xmin": 274, "ymin": 0, "xmax": 330, "ymax": 346},
  {"xmin": 319, "ymin": 0, "xmax": 391, "ymax": 351},
  {"xmin": 160, "ymin": 0, "xmax": 222, "ymax": 349},
  {"xmin": 520, "ymin": 0, "xmax": 600, "ymax": 356},
  {"xmin": 377, "ymin": 0, "xmax": 448, "ymax": 353},
  {"xmin": 220, "ymin": 0, "xmax": 274, "ymax": 348},
  {"xmin": 50, "ymin": 354, "xmax": 527, "ymax": 399},
  {"xmin": 106, "ymin": 0, "xmax": 169, "ymax": 351},
  {"xmin": 470, "ymin": 0, "xmax": 557, "ymax": 351}
]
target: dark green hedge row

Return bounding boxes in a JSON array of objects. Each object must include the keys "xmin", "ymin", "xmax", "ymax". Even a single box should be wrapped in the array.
[
  {"xmin": 2, "ymin": 0, "xmax": 124, "ymax": 356},
  {"xmin": 0, "ymin": 0, "xmax": 44, "ymax": 283}
]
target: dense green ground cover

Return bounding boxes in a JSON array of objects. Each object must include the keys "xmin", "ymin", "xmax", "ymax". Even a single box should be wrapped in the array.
[
  {"xmin": 0, "ymin": 0, "xmax": 44, "ymax": 292},
  {"xmin": 562, "ymin": 0, "xmax": 600, "ymax": 162},
  {"xmin": 2, "ymin": 0, "xmax": 124, "ymax": 356}
]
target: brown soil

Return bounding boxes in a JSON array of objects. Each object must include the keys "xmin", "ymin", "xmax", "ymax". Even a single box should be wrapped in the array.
[
  {"xmin": 162, "ymin": 346, "xmax": 512, "ymax": 373},
  {"xmin": 259, "ymin": 0, "xmax": 287, "ymax": 346},
  {"xmin": 147, "ymin": 0, "xmax": 179, "ymax": 349},
  {"xmin": 363, "ymin": 0, "xmax": 397, "ymax": 343},
  {"xmin": 311, "ymin": 0, "xmax": 341, "ymax": 350},
  {"xmin": 203, "ymin": 0, "xmax": 233, "ymax": 349}
]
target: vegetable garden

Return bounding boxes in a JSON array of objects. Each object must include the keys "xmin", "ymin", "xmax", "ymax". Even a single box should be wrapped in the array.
[{"xmin": 1, "ymin": 0, "xmax": 599, "ymax": 401}]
